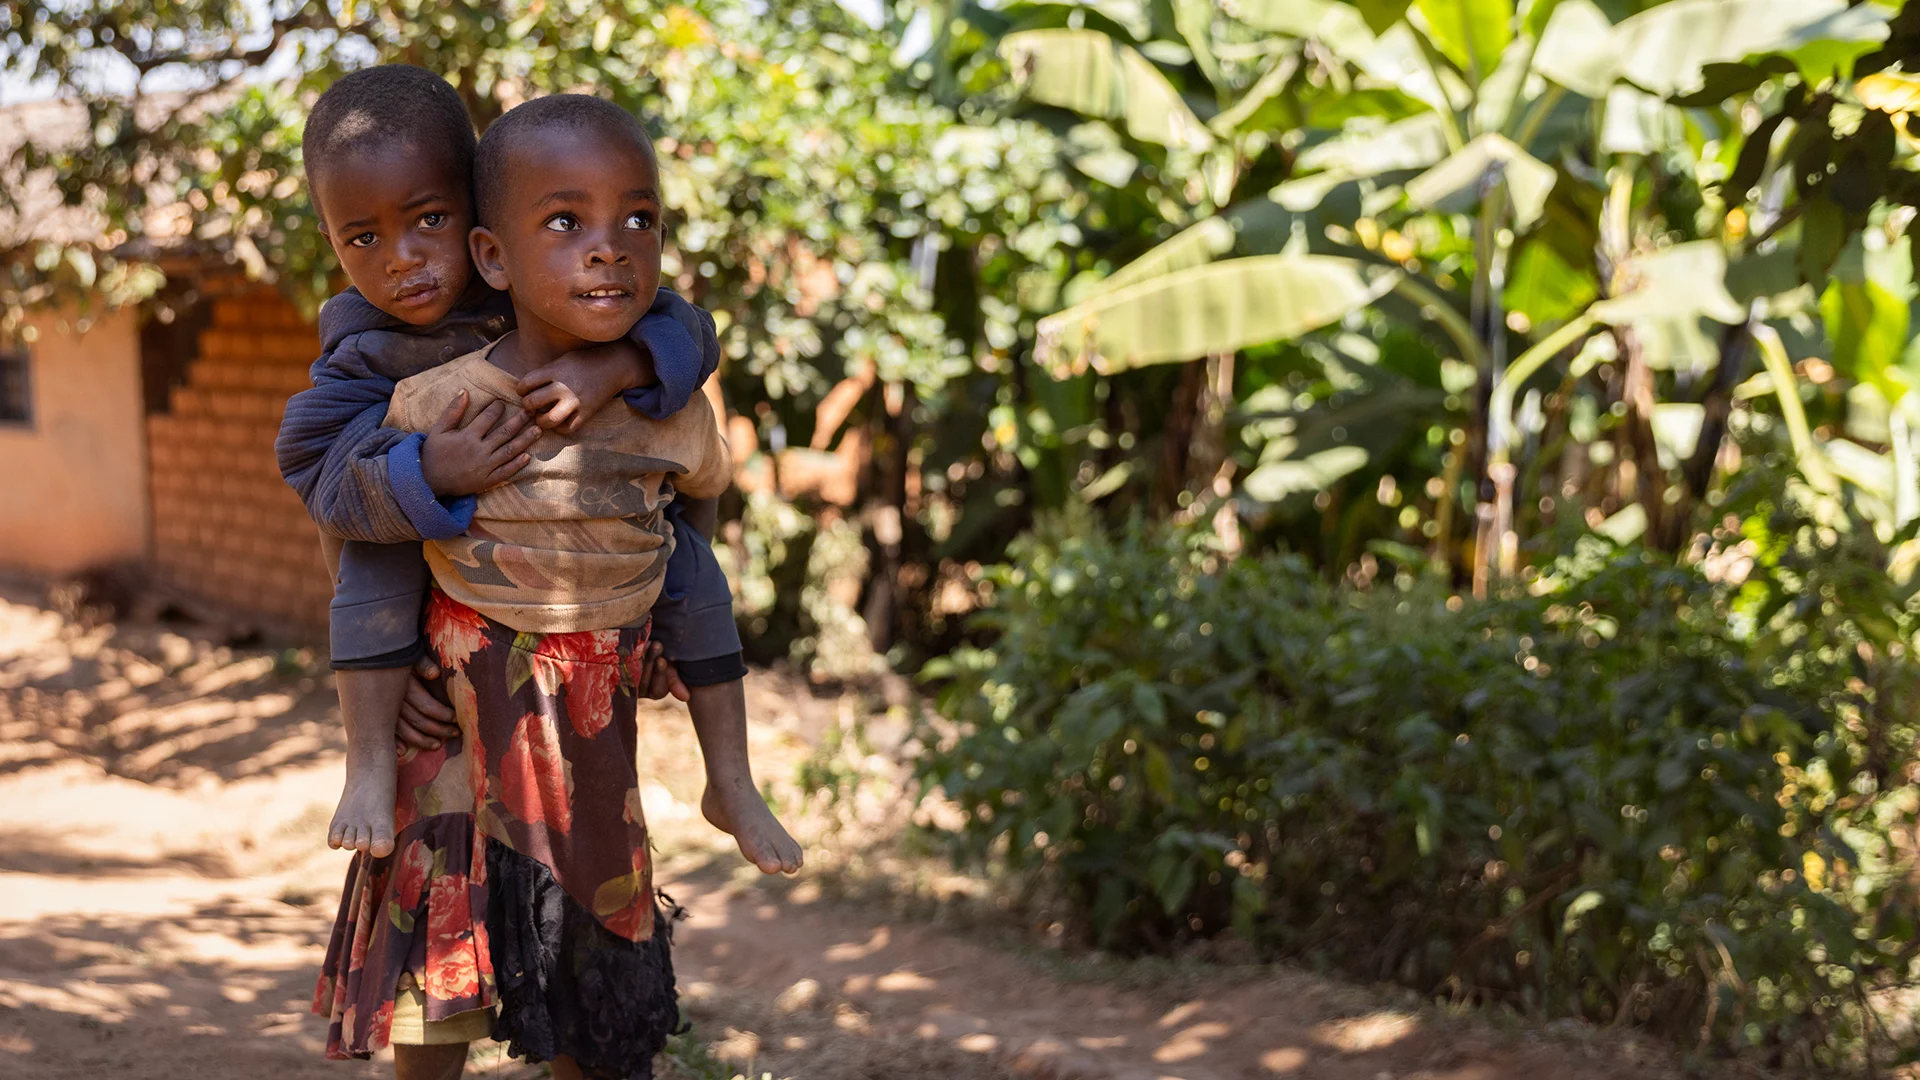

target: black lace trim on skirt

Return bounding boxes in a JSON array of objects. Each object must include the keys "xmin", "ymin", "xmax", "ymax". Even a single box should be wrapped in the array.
[{"xmin": 485, "ymin": 843, "xmax": 683, "ymax": 1080}]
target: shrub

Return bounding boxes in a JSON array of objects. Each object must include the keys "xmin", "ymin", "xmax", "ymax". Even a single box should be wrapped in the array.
[{"xmin": 917, "ymin": 507, "xmax": 1920, "ymax": 1068}]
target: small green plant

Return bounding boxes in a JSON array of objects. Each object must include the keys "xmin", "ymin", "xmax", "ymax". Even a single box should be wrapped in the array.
[
  {"xmin": 918, "ymin": 504, "xmax": 1920, "ymax": 1070},
  {"xmin": 658, "ymin": 1030, "xmax": 745, "ymax": 1080}
]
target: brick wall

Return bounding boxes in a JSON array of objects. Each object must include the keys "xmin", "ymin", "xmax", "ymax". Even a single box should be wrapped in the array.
[{"xmin": 146, "ymin": 287, "xmax": 332, "ymax": 635}]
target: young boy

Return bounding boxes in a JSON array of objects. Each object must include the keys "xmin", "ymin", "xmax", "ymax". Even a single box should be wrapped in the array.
[
  {"xmin": 316, "ymin": 91, "xmax": 799, "ymax": 1077},
  {"xmin": 276, "ymin": 65, "xmax": 798, "ymax": 878}
]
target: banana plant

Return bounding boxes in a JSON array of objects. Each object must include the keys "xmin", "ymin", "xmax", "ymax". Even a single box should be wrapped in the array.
[{"xmin": 954, "ymin": 0, "xmax": 1908, "ymax": 579}]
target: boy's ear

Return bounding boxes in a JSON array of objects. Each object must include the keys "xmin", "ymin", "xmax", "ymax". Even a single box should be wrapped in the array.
[
  {"xmin": 469, "ymin": 226, "xmax": 511, "ymax": 290},
  {"xmin": 315, "ymin": 216, "xmax": 339, "ymax": 261}
]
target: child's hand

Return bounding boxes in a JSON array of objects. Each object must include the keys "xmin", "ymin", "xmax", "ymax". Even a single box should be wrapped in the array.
[
  {"xmin": 419, "ymin": 390, "xmax": 539, "ymax": 496},
  {"xmin": 396, "ymin": 657, "xmax": 459, "ymax": 751},
  {"xmin": 516, "ymin": 340, "xmax": 656, "ymax": 435},
  {"xmin": 632, "ymin": 640, "xmax": 691, "ymax": 702}
]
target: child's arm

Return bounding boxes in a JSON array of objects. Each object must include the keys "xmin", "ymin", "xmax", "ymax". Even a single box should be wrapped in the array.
[
  {"xmin": 278, "ymin": 339, "xmax": 538, "ymax": 544},
  {"xmin": 676, "ymin": 397, "xmax": 736, "ymax": 502},
  {"xmin": 513, "ymin": 287, "xmax": 721, "ymax": 432}
]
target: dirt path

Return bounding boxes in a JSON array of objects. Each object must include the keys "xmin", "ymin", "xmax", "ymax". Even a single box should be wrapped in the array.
[{"xmin": 0, "ymin": 582, "xmax": 1694, "ymax": 1080}]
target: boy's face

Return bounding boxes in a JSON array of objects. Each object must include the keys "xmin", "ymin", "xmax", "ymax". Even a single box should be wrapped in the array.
[
  {"xmin": 469, "ymin": 124, "xmax": 662, "ymax": 352},
  {"xmin": 311, "ymin": 141, "xmax": 474, "ymax": 326}
]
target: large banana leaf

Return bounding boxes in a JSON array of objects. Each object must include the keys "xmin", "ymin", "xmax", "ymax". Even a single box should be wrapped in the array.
[
  {"xmin": 1172, "ymin": 0, "xmax": 1225, "ymax": 92},
  {"xmin": 1534, "ymin": 0, "xmax": 1891, "ymax": 99},
  {"xmin": 1412, "ymin": 0, "xmax": 1513, "ymax": 82},
  {"xmin": 1530, "ymin": 0, "xmax": 1616, "ymax": 97},
  {"xmin": 1589, "ymin": 242, "xmax": 1746, "ymax": 325},
  {"xmin": 1000, "ymin": 29, "xmax": 1215, "ymax": 150},
  {"xmin": 1357, "ymin": 23, "xmax": 1471, "ymax": 113},
  {"xmin": 1242, "ymin": 446, "xmax": 1371, "ymax": 501},
  {"xmin": 1824, "ymin": 232, "xmax": 1919, "ymax": 403},
  {"xmin": 1404, "ymin": 132, "xmax": 1556, "ymax": 230},
  {"xmin": 1034, "ymin": 255, "xmax": 1399, "ymax": 376},
  {"xmin": 1293, "ymin": 112, "xmax": 1453, "ymax": 177},
  {"xmin": 1230, "ymin": 0, "xmax": 1376, "ymax": 55},
  {"xmin": 1096, "ymin": 218, "xmax": 1237, "ymax": 296}
]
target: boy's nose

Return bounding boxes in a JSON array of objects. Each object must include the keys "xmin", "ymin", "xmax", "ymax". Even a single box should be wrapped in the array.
[
  {"xmin": 390, "ymin": 238, "xmax": 428, "ymax": 273},
  {"xmin": 585, "ymin": 235, "xmax": 630, "ymax": 266}
]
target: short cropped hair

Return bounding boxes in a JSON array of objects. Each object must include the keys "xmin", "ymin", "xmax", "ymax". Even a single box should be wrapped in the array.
[
  {"xmin": 474, "ymin": 94, "xmax": 655, "ymax": 226},
  {"xmin": 302, "ymin": 65, "xmax": 477, "ymax": 212}
]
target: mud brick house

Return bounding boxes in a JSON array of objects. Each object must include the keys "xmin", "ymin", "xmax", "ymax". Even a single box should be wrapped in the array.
[
  {"xmin": 0, "ymin": 102, "xmax": 323, "ymax": 634},
  {"xmin": 141, "ymin": 282, "xmax": 337, "ymax": 632},
  {"xmin": 2, "ymin": 272, "xmax": 335, "ymax": 635}
]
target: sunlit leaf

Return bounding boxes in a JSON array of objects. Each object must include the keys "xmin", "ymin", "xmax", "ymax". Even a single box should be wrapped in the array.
[
  {"xmin": 1211, "ymin": 53, "xmax": 1300, "ymax": 136},
  {"xmin": 1355, "ymin": 0, "xmax": 1415, "ymax": 35},
  {"xmin": 1412, "ymin": 0, "xmax": 1513, "ymax": 81},
  {"xmin": 1229, "ymin": 0, "xmax": 1376, "ymax": 55},
  {"xmin": 1404, "ymin": 132, "xmax": 1556, "ymax": 230},
  {"xmin": 1096, "ymin": 218, "xmax": 1237, "ymax": 296},
  {"xmin": 1590, "ymin": 242, "xmax": 1746, "ymax": 325},
  {"xmin": 1035, "ymin": 255, "xmax": 1399, "ymax": 375},
  {"xmin": 1000, "ymin": 28, "xmax": 1215, "ymax": 150},
  {"xmin": 1651, "ymin": 403, "xmax": 1705, "ymax": 468},
  {"xmin": 1531, "ymin": 0, "xmax": 1617, "ymax": 97},
  {"xmin": 1824, "ymin": 278, "xmax": 1911, "ymax": 401},
  {"xmin": 1243, "ymin": 445, "xmax": 1372, "ymax": 501},
  {"xmin": 1858, "ymin": 70, "xmax": 1920, "ymax": 116},
  {"xmin": 1599, "ymin": 85, "xmax": 1680, "ymax": 155},
  {"xmin": 1755, "ymin": 325, "xmax": 1840, "ymax": 493},
  {"xmin": 1534, "ymin": 0, "xmax": 1890, "ymax": 98},
  {"xmin": 1294, "ymin": 112, "xmax": 1453, "ymax": 178},
  {"xmin": 1827, "ymin": 437, "xmax": 1895, "ymax": 502},
  {"xmin": 1357, "ymin": 23, "xmax": 1471, "ymax": 113},
  {"xmin": 1505, "ymin": 241, "xmax": 1596, "ymax": 324},
  {"xmin": 1173, "ymin": 0, "xmax": 1225, "ymax": 91},
  {"xmin": 1594, "ymin": 503, "xmax": 1647, "ymax": 544}
]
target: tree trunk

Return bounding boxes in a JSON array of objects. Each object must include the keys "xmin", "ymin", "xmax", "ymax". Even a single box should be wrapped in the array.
[
  {"xmin": 1655, "ymin": 317, "xmax": 1756, "ymax": 553},
  {"xmin": 1154, "ymin": 358, "xmax": 1207, "ymax": 515},
  {"xmin": 864, "ymin": 382, "xmax": 913, "ymax": 654},
  {"xmin": 1614, "ymin": 327, "xmax": 1668, "ymax": 547}
]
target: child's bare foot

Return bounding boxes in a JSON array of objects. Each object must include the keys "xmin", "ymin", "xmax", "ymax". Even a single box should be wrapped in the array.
[
  {"xmin": 328, "ymin": 743, "xmax": 398, "ymax": 858},
  {"xmin": 702, "ymin": 781, "xmax": 803, "ymax": 874}
]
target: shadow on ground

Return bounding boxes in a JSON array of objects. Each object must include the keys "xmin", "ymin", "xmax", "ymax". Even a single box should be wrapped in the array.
[{"xmin": 0, "ymin": 577, "xmax": 343, "ymax": 787}]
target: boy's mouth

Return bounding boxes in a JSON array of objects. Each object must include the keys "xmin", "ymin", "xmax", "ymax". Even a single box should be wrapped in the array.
[
  {"xmin": 393, "ymin": 280, "xmax": 444, "ymax": 309},
  {"xmin": 574, "ymin": 284, "xmax": 635, "ymax": 309}
]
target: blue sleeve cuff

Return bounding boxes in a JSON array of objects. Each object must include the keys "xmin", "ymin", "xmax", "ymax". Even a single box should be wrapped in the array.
[
  {"xmin": 620, "ymin": 312, "xmax": 702, "ymax": 419},
  {"xmin": 384, "ymin": 432, "xmax": 475, "ymax": 540}
]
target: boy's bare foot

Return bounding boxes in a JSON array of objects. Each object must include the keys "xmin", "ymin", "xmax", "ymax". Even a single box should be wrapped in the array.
[
  {"xmin": 702, "ymin": 781, "xmax": 804, "ymax": 875},
  {"xmin": 328, "ymin": 743, "xmax": 398, "ymax": 858}
]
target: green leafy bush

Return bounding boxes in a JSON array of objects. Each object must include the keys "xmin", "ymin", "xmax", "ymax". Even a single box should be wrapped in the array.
[{"xmin": 918, "ymin": 508, "xmax": 1920, "ymax": 1068}]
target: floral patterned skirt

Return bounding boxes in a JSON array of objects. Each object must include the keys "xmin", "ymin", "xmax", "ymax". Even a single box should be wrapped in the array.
[{"xmin": 314, "ymin": 592, "xmax": 679, "ymax": 1079}]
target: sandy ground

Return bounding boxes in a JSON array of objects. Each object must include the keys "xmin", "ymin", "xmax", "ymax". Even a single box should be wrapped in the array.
[{"xmin": 0, "ymin": 579, "xmax": 1716, "ymax": 1080}]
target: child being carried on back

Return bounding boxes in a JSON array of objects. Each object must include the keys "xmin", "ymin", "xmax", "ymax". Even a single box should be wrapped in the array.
[
  {"xmin": 276, "ymin": 65, "xmax": 800, "ymax": 888},
  {"xmin": 299, "ymin": 76, "xmax": 800, "ymax": 1076}
]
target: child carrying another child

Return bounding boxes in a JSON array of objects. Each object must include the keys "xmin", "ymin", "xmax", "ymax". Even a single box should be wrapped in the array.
[{"xmin": 281, "ymin": 67, "xmax": 799, "ymax": 1078}]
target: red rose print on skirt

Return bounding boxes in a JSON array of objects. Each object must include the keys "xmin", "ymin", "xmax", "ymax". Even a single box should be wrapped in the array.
[
  {"xmin": 392, "ymin": 839, "xmax": 433, "ymax": 911},
  {"xmin": 428, "ymin": 593, "xmax": 489, "ymax": 674},
  {"xmin": 531, "ymin": 629, "xmax": 622, "ymax": 739},
  {"xmin": 500, "ymin": 712, "xmax": 573, "ymax": 835},
  {"xmin": 421, "ymin": 873, "xmax": 480, "ymax": 1001},
  {"xmin": 367, "ymin": 999, "xmax": 395, "ymax": 1052}
]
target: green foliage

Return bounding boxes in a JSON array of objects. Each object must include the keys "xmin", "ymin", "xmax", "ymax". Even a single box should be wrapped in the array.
[
  {"xmin": 921, "ymin": 504, "xmax": 1920, "ymax": 1067},
  {"xmin": 947, "ymin": 0, "xmax": 1920, "ymax": 578}
]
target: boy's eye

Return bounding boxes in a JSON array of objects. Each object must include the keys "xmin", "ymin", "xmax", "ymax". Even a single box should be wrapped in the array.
[
  {"xmin": 420, "ymin": 212, "xmax": 447, "ymax": 229},
  {"xmin": 625, "ymin": 211, "xmax": 655, "ymax": 231},
  {"xmin": 349, "ymin": 232, "xmax": 377, "ymax": 248},
  {"xmin": 544, "ymin": 213, "xmax": 579, "ymax": 232}
]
